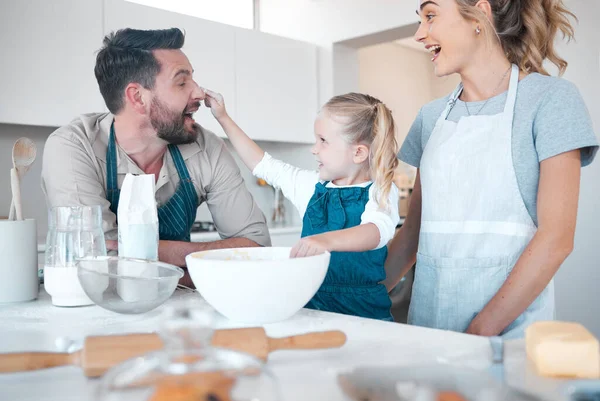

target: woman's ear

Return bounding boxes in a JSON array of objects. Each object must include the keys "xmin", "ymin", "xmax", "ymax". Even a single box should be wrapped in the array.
[
  {"xmin": 353, "ymin": 144, "xmax": 370, "ymax": 164},
  {"xmin": 474, "ymin": 0, "xmax": 494, "ymax": 24},
  {"xmin": 124, "ymin": 83, "xmax": 148, "ymax": 115}
]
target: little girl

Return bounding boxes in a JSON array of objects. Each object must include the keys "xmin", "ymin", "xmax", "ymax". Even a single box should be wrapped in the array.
[{"xmin": 204, "ymin": 89, "xmax": 400, "ymax": 321}]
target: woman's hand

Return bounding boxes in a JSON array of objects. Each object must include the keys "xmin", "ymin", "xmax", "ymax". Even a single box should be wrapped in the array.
[
  {"xmin": 203, "ymin": 88, "xmax": 228, "ymax": 121},
  {"xmin": 465, "ymin": 315, "xmax": 497, "ymax": 337},
  {"xmin": 290, "ymin": 234, "xmax": 331, "ymax": 258},
  {"xmin": 466, "ymin": 150, "xmax": 581, "ymax": 336}
]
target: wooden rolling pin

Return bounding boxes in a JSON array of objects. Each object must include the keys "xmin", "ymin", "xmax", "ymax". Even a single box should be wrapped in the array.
[{"xmin": 0, "ymin": 328, "xmax": 346, "ymax": 377}]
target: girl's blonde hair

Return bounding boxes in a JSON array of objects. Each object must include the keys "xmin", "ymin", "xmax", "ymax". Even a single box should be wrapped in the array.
[
  {"xmin": 323, "ymin": 93, "xmax": 399, "ymax": 210},
  {"xmin": 456, "ymin": 0, "xmax": 576, "ymax": 75}
]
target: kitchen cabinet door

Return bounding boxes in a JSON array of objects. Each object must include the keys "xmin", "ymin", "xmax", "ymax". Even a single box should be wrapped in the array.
[
  {"xmin": 234, "ymin": 29, "xmax": 318, "ymax": 143},
  {"xmin": 103, "ymin": 0, "xmax": 236, "ymax": 138},
  {"xmin": 0, "ymin": 0, "xmax": 106, "ymax": 127}
]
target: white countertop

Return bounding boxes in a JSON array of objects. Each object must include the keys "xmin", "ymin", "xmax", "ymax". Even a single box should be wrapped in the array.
[{"xmin": 0, "ymin": 288, "xmax": 573, "ymax": 401}]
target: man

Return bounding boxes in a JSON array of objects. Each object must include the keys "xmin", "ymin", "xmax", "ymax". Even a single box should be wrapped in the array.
[{"xmin": 42, "ymin": 28, "xmax": 271, "ymax": 283}]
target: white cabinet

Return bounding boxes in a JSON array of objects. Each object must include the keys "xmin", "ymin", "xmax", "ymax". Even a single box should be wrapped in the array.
[
  {"xmin": 105, "ymin": 0, "xmax": 318, "ymax": 143},
  {"xmin": 0, "ymin": 0, "xmax": 318, "ymax": 143},
  {"xmin": 0, "ymin": 0, "xmax": 106, "ymax": 127},
  {"xmin": 103, "ymin": 0, "xmax": 236, "ymax": 138},
  {"xmin": 234, "ymin": 29, "xmax": 318, "ymax": 144}
]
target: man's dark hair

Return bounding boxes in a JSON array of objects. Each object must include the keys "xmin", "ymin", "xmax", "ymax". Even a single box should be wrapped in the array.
[{"xmin": 94, "ymin": 28, "xmax": 185, "ymax": 114}]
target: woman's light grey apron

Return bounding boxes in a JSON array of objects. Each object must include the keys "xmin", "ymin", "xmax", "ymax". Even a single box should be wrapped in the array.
[{"xmin": 408, "ymin": 64, "xmax": 554, "ymax": 339}]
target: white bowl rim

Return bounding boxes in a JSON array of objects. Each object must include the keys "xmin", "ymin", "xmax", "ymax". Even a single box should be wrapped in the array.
[
  {"xmin": 186, "ymin": 247, "xmax": 331, "ymax": 264},
  {"xmin": 77, "ymin": 256, "xmax": 184, "ymax": 281}
]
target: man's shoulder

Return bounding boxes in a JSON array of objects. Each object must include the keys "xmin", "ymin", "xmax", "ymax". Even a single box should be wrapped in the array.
[{"xmin": 48, "ymin": 112, "xmax": 112, "ymax": 145}]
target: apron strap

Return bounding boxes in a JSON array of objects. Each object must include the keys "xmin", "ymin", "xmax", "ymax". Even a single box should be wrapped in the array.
[
  {"xmin": 503, "ymin": 64, "xmax": 520, "ymax": 116},
  {"xmin": 167, "ymin": 145, "xmax": 192, "ymax": 181},
  {"xmin": 157, "ymin": 145, "xmax": 199, "ymax": 242},
  {"xmin": 442, "ymin": 83, "xmax": 464, "ymax": 121},
  {"xmin": 106, "ymin": 122, "xmax": 120, "ymax": 217},
  {"xmin": 166, "ymin": 144, "xmax": 199, "ymax": 218}
]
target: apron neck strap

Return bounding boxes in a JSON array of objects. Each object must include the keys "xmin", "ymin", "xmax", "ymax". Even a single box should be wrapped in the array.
[
  {"xmin": 442, "ymin": 83, "xmax": 464, "ymax": 120},
  {"xmin": 442, "ymin": 64, "xmax": 519, "ymax": 120},
  {"xmin": 167, "ymin": 144, "xmax": 191, "ymax": 181},
  {"xmin": 107, "ymin": 122, "xmax": 118, "ymax": 189},
  {"xmin": 503, "ymin": 64, "xmax": 520, "ymax": 115}
]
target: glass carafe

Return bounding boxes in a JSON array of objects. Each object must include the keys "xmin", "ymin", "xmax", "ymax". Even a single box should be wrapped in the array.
[{"xmin": 44, "ymin": 205, "xmax": 107, "ymax": 306}]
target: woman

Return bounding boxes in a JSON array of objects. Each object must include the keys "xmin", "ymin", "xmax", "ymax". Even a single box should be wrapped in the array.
[{"xmin": 385, "ymin": 0, "xmax": 598, "ymax": 338}]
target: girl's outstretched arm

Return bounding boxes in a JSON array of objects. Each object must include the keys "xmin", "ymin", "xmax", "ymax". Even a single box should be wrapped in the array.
[
  {"xmin": 205, "ymin": 88, "xmax": 318, "ymax": 219},
  {"xmin": 205, "ymin": 89, "xmax": 264, "ymax": 171}
]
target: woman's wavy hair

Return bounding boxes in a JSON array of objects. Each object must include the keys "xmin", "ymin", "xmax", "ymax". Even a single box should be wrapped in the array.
[{"xmin": 456, "ymin": 0, "xmax": 576, "ymax": 75}]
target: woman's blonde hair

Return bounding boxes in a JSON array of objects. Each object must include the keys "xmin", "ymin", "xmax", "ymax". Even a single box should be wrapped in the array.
[
  {"xmin": 456, "ymin": 0, "xmax": 576, "ymax": 75},
  {"xmin": 322, "ymin": 93, "xmax": 399, "ymax": 210}
]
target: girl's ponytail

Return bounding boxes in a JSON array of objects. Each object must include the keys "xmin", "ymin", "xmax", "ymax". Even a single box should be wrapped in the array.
[{"xmin": 371, "ymin": 103, "xmax": 399, "ymax": 210}]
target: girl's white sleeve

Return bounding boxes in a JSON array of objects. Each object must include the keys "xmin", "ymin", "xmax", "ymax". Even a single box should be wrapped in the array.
[
  {"xmin": 252, "ymin": 152, "xmax": 319, "ymax": 219},
  {"xmin": 361, "ymin": 183, "xmax": 401, "ymax": 249}
]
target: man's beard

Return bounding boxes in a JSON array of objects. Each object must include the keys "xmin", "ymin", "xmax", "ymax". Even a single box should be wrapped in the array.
[{"xmin": 150, "ymin": 98, "xmax": 200, "ymax": 145}]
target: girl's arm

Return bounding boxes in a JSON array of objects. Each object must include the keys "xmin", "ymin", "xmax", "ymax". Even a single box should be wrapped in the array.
[
  {"xmin": 466, "ymin": 150, "xmax": 581, "ymax": 336},
  {"xmin": 290, "ymin": 224, "xmax": 382, "ymax": 258},
  {"xmin": 290, "ymin": 176, "xmax": 406, "ymax": 259},
  {"xmin": 205, "ymin": 89, "xmax": 318, "ymax": 216},
  {"xmin": 204, "ymin": 89, "xmax": 264, "ymax": 171}
]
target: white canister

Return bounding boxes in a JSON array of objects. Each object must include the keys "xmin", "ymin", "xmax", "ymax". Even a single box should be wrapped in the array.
[{"xmin": 0, "ymin": 218, "xmax": 39, "ymax": 303}]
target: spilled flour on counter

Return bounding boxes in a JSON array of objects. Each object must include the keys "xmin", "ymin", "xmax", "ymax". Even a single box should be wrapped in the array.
[{"xmin": 0, "ymin": 288, "xmax": 201, "ymax": 352}]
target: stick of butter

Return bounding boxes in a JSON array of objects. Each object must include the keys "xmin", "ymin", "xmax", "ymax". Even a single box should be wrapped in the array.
[{"xmin": 526, "ymin": 321, "xmax": 600, "ymax": 379}]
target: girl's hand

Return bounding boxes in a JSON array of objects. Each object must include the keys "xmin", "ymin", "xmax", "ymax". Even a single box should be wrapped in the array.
[
  {"xmin": 203, "ymin": 88, "xmax": 228, "ymax": 121},
  {"xmin": 290, "ymin": 234, "xmax": 330, "ymax": 258}
]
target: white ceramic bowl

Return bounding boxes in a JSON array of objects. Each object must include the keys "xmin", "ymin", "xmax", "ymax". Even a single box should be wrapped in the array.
[{"xmin": 185, "ymin": 247, "xmax": 329, "ymax": 324}]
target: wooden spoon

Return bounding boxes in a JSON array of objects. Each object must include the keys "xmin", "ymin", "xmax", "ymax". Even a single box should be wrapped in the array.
[{"xmin": 8, "ymin": 137, "xmax": 37, "ymax": 221}]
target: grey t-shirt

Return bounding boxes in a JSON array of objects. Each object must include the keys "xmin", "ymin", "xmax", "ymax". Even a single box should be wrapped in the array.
[{"xmin": 399, "ymin": 73, "xmax": 599, "ymax": 225}]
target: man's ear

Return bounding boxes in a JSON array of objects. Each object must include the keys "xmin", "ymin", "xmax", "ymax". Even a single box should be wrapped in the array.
[
  {"xmin": 124, "ymin": 83, "xmax": 148, "ymax": 115},
  {"xmin": 353, "ymin": 144, "xmax": 370, "ymax": 164}
]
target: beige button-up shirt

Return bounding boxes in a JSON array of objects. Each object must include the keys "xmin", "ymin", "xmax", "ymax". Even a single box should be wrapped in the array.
[{"xmin": 41, "ymin": 112, "xmax": 271, "ymax": 246}]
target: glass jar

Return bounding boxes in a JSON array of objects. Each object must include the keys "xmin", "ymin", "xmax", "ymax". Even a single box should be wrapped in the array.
[{"xmin": 44, "ymin": 205, "xmax": 107, "ymax": 306}]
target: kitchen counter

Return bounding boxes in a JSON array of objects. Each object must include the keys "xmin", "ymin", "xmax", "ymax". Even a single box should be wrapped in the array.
[{"xmin": 0, "ymin": 288, "xmax": 572, "ymax": 401}]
